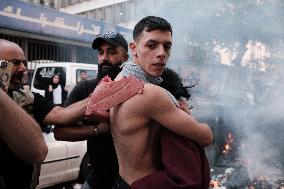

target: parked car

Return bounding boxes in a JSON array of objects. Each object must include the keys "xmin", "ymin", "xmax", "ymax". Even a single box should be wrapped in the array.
[{"xmin": 37, "ymin": 127, "xmax": 89, "ymax": 188}]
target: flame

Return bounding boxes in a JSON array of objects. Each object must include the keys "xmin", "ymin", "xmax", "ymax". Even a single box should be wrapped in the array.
[
  {"xmin": 225, "ymin": 144, "xmax": 230, "ymax": 150},
  {"xmin": 213, "ymin": 180, "xmax": 219, "ymax": 187},
  {"xmin": 222, "ymin": 133, "xmax": 234, "ymax": 154},
  {"xmin": 210, "ymin": 180, "xmax": 220, "ymax": 188}
]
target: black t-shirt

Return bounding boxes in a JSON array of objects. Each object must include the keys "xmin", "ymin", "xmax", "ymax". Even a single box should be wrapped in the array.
[
  {"xmin": 32, "ymin": 92, "xmax": 55, "ymax": 123},
  {"xmin": 65, "ymin": 79, "xmax": 118, "ymax": 189},
  {"xmin": 0, "ymin": 92, "xmax": 54, "ymax": 189}
]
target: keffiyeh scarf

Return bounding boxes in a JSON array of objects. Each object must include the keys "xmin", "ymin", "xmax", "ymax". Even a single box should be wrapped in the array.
[{"xmin": 121, "ymin": 62, "xmax": 179, "ymax": 107}]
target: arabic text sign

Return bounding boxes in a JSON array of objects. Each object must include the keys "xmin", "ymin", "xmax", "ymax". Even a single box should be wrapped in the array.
[{"xmin": 0, "ymin": 0, "xmax": 132, "ymax": 43}]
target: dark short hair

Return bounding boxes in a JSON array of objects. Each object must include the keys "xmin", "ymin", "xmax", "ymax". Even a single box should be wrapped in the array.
[
  {"xmin": 133, "ymin": 16, "xmax": 172, "ymax": 41},
  {"xmin": 160, "ymin": 68, "xmax": 191, "ymax": 100}
]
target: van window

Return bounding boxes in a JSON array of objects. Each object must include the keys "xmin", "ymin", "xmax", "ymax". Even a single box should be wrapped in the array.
[
  {"xmin": 76, "ymin": 69, "xmax": 97, "ymax": 83},
  {"xmin": 33, "ymin": 67, "xmax": 66, "ymax": 90}
]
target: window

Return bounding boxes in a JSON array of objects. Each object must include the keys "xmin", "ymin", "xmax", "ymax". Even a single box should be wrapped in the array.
[
  {"xmin": 50, "ymin": 0, "xmax": 55, "ymax": 8},
  {"xmin": 95, "ymin": 8, "xmax": 105, "ymax": 21},
  {"xmin": 117, "ymin": 3, "xmax": 126, "ymax": 24},
  {"xmin": 105, "ymin": 5, "xmax": 115, "ymax": 23},
  {"xmin": 33, "ymin": 67, "xmax": 66, "ymax": 90},
  {"xmin": 76, "ymin": 69, "xmax": 97, "ymax": 83}
]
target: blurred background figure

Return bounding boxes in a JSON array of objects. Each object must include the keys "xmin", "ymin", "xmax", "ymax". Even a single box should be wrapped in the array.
[
  {"xmin": 45, "ymin": 73, "xmax": 67, "ymax": 106},
  {"xmin": 22, "ymin": 71, "xmax": 30, "ymax": 91},
  {"xmin": 78, "ymin": 70, "xmax": 88, "ymax": 82}
]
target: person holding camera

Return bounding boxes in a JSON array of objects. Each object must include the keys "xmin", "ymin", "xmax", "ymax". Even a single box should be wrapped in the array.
[
  {"xmin": 0, "ymin": 89, "xmax": 48, "ymax": 189},
  {"xmin": 0, "ymin": 39, "xmax": 90, "ymax": 189}
]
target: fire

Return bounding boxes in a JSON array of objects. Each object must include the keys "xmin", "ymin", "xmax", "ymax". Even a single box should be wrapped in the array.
[
  {"xmin": 222, "ymin": 133, "xmax": 234, "ymax": 155},
  {"xmin": 224, "ymin": 144, "xmax": 230, "ymax": 150},
  {"xmin": 209, "ymin": 180, "xmax": 220, "ymax": 188},
  {"xmin": 212, "ymin": 131, "xmax": 284, "ymax": 189},
  {"xmin": 222, "ymin": 144, "xmax": 230, "ymax": 154},
  {"xmin": 279, "ymin": 182, "xmax": 284, "ymax": 189}
]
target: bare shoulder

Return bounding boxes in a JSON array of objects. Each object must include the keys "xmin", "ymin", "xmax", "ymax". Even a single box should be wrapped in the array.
[
  {"xmin": 113, "ymin": 83, "xmax": 176, "ymax": 129},
  {"xmin": 143, "ymin": 83, "xmax": 169, "ymax": 100},
  {"xmin": 125, "ymin": 83, "xmax": 176, "ymax": 113},
  {"xmin": 129, "ymin": 83, "xmax": 169, "ymax": 101}
]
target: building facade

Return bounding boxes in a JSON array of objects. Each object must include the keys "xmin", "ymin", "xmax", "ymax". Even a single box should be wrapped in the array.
[
  {"xmin": 1, "ymin": 0, "xmax": 132, "ymax": 70},
  {"xmin": 19, "ymin": 0, "xmax": 169, "ymax": 28}
]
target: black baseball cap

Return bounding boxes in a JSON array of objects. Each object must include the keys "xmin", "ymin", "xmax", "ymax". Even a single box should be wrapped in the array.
[{"xmin": 92, "ymin": 32, "xmax": 128, "ymax": 51}]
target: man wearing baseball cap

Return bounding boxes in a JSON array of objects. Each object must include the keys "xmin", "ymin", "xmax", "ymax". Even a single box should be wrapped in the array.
[
  {"xmin": 54, "ymin": 32, "xmax": 129, "ymax": 189},
  {"xmin": 92, "ymin": 32, "xmax": 128, "ymax": 81},
  {"xmin": 92, "ymin": 32, "xmax": 128, "ymax": 50}
]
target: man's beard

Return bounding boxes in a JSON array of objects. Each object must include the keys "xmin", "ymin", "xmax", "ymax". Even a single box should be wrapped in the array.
[
  {"xmin": 97, "ymin": 60, "xmax": 122, "ymax": 81},
  {"xmin": 9, "ymin": 72, "xmax": 23, "ymax": 91}
]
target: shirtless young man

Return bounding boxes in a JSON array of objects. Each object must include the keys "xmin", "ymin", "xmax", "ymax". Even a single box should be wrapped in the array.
[{"xmin": 111, "ymin": 16, "xmax": 213, "ymax": 189}]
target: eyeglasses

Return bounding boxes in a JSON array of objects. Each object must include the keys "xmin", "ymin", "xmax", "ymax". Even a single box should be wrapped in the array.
[
  {"xmin": 2, "ymin": 59, "xmax": 27, "ymax": 67},
  {"xmin": 0, "ymin": 60, "xmax": 11, "ymax": 68}
]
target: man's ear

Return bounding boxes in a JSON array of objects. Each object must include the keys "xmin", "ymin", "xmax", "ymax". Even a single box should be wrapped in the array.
[{"xmin": 129, "ymin": 42, "xmax": 137, "ymax": 57}]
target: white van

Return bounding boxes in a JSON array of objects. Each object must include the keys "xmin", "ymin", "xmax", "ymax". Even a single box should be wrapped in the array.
[
  {"xmin": 31, "ymin": 62, "xmax": 97, "ymax": 188},
  {"xmin": 31, "ymin": 62, "xmax": 98, "ymax": 97}
]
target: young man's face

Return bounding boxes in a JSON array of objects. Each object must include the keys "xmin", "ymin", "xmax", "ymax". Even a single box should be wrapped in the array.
[
  {"xmin": 0, "ymin": 44, "xmax": 27, "ymax": 89},
  {"xmin": 131, "ymin": 29, "xmax": 172, "ymax": 77}
]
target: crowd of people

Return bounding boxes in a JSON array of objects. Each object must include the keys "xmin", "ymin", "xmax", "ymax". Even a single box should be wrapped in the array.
[{"xmin": 0, "ymin": 16, "xmax": 213, "ymax": 189}]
